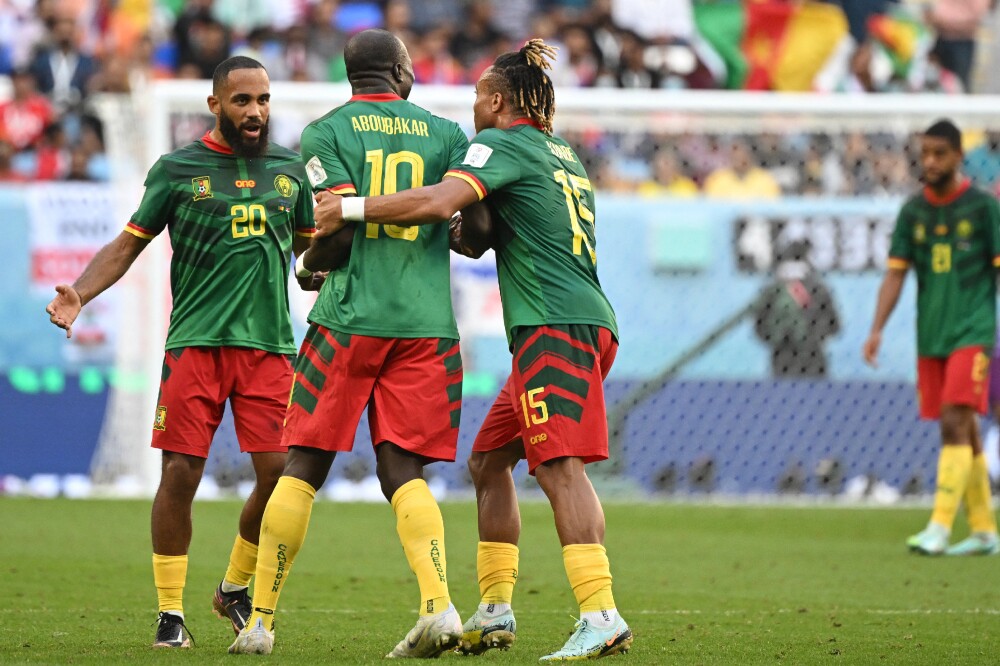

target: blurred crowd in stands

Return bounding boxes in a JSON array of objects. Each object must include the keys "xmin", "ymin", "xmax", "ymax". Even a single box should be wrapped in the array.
[{"xmin": 0, "ymin": 0, "xmax": 995, "ymax": 185}]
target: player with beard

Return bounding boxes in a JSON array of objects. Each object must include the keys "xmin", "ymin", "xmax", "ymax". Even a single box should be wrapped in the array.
[
  {"xmin": 865, "ymin": 119, "xmax": 1000, "ymax": 556},
  {"xmin": 45, "ymin": 56, "xmax": 320, "ymax": 647}
]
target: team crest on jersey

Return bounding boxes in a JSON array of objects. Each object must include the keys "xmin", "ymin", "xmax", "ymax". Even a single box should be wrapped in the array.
[
  {"xmin": 957, "ymin": 220, "xmax": 973, "ymax": 238},
  {"xmin": 274, "ymin": 174, "xmax": 294, "ymax": 197},
  {"xmin": 463, "ymin": 143, "xmax": 493, "ymax": 168},
  {"xmin": 914, "ymin": 224, "xmax": 926, "ymax": 243},
  {"xmin": 192, "ymin": 176, "xmax": 213, "ymax": 200},
  {"xmin": 153, "ymin": 405, "xmax": 167, "ymax": 431}
]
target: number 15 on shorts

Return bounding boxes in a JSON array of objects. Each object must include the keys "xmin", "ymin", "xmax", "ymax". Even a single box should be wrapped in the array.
[{"xmin": 520, "ymin": 388, "xmax": 550, "ymax": 443}]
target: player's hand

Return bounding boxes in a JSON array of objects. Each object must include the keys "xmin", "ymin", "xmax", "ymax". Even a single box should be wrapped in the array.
[
  {"xmin": 45, "ymin": 284, "xmax": 82, "ymax": 339},
  {"xmin": 296, "ymin": 271, "xmax": 327, "ymax": 292},
  {"xmin": 862, "ymin": 330, "xmax": 882, "ymax": 368},
  {"xmin": 448, "ymin": 212, "xmax": 476, "ymax": 257},
  {"xmin": 314, "ymin": 190, "xmax": 347, "ymax": 238}
]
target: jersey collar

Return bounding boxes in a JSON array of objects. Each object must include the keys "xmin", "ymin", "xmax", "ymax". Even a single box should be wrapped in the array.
[
  {"xmin": 349, "ymin": 92, "xmax": 403, "ymax": 102},
  {"xmin": 923, "ymin": 178, "xmax": 970, "ymax": 206},
  {"xmin": 510, "ymin": 118, "xmax": 543, "ymax": 130},
  {"xmin": 200, "ymin": 131, "xmax": 233, "ymax": 154}
]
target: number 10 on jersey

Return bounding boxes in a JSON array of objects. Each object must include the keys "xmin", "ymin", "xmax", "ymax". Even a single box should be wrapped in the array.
[{"xmin": 365, "ymin": 149, "xmax": 424, "ymax": 241}]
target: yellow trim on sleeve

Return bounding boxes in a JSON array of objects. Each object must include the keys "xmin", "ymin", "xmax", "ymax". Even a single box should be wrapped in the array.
[
  {"xmin": 444, "ymin": 172, "xmax": 486, "ymax": 200},
  {"xmin": 295, "ymin": 230, "xmax": 316, "ymax": 238},
  {"xmin": 124, "ymin": 224, "xmax": 155, "ymax": 240},
  {"xmin": 887, "ymin": 258, "xmax": 909, "ymax": 270}
]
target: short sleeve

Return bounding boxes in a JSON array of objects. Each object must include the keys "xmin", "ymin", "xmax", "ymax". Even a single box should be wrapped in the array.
[
  {"xmin": 986, "ymin": 197, "xmax": 1000, "ymax": 268},
  {"xmin": 292, "ymin": 171, "xmax": 315, "ymax": 237},
  {"xmin": 887, "ymin": 207, "xmax": 912, "ymax": 270},
  {"xmin": 300, "ymin": 123, "xmax": 357, "ymax": 196},
  {"xmin": 444, "ymin": 128, "xmax": 519, "ymax": 201},
  {"xmin": 446, "ymin": 122, "xmax": 470, "ymax": 171},
  {"xmin": 126, "ymin": 158, "xmax": 171, "ymax": 239}
]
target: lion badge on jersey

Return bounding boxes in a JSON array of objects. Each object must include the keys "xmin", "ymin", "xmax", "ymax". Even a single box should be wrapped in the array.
[
  {"xmin": 153, "ymin": 405, "xmax": 167, "ymax": 431},
  {"xmin": 274, "ymin": 174, "xmax": 294, "ymax": 198},
  {"xmin": 192, "ymin": 176, "xmax": 213, "ymax": 201}
]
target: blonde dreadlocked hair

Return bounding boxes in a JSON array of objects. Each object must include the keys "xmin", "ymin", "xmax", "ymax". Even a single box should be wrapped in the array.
[{"xmin": 487, "ymin": 38, "xmax": 558, "ymax": 135}]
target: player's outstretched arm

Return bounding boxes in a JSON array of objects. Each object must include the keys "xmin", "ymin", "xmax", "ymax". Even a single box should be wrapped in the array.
[
  {"xmin": 314, "ymin": 178, "xmax": 480, "ymax": 238},
  {"xmin": 45, "ymin": 230, "xmax": 150, "ymax": 338},
  {"xmin": 862, "ymin": 267, "xmax": 907, "ymax": 368}
]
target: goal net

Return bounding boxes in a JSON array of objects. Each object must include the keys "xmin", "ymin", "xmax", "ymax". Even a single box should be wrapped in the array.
[{"xmin": 93, "ymin": 81, "xmax": 1000, "ymax": 499}]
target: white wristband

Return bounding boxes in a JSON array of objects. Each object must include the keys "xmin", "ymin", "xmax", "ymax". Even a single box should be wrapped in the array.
[
  {"xmin": 341, "ymin": 196, "xmax": 366, "ymax": 223},
  {"xmin": 295, "ymin": 252, "xmax": 313, "ymax": 278}
]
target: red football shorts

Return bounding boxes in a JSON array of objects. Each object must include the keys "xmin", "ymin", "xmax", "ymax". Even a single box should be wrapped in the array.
[
  {"xmin": 151, "ymin": 346, "xmax": 293, "ymax": 457},
  {"xmin": 282, "ymin": 323, "xmax": 462, "ymax": 461},
  {"xmin": 473, "ymin": 324, "xmax": 618, "ymax": 474},
  {"xmin": 916, "ymin": 345, "xmax": 990, "ymax": 420}
]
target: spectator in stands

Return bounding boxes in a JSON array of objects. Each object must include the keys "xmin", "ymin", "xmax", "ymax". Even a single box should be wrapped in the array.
[
  {"xmin": 0, "ymin": 68, "xmax": 54, "ymax": 152},
  {"xmin": 450, "ymin": 0, "xmax": 503, "ymax": 71},
  {"xmin": 0, "ymin": 139, "xmax": 26, "ymax": 181},
  {"xmin": 597, "ymin": 28, "xmax": 660, "ymax": 88},
  {"xmin": 549, "ymin": 23, "xmax": 600, "ymax": 87},
  {"xmin": 28, "ymin": 8, "xmax": 97, "ymax": 112},
  {"xmin": 637, "ymin": 151, "xmax": 698, "ymax": 197},
  {"xmin": 964, "ymin": 130, "xmax": 1000, "ymax": 191},
  {"xmin": 752, "ymin": 240, "xmax": 841, "ymax": 378},
  {"xmin": 925, "ymin": 0, "xmax": 997, "ymax": 91},
  {"xmin": 29, "ymin": 121, "xmax": 68, "ymax": 180},
  {"xmin": 180, "ymin": 18, "xmax": 230, "ymax": 80},
  {"xmin": 411, "ymin": 25, "xmax": 464, "ymax": 84},
  {"xmin": 703, "ymin": 139, "xmax": 781, "ymax": 199}
]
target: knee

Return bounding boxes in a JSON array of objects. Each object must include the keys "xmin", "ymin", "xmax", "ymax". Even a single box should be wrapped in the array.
[
  {"xmin": 282, "ymin": 447, "xmax": 335, "ymax": 491},
  {"xmin": 939, "ymin": 407, "xmax": 971, "ymax": 444},
  {"xmin": 375, "ymin": 443, "xmax": 423, "ymax": 501},
  {"xmin": 159, "ymin": 452, "xmax": 204, "ymax": 494},
  {"xmin": 535, "ymin": 457, "xmax": 586, "ymax": 496},
  {"xmin": 467, "ymin": 453, "xmax": 489, "ymax": 487}
]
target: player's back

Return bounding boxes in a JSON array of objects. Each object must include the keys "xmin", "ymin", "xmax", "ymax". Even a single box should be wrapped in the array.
[
  {"xmin": 300, "ymin": 94, "xmax": 469, "ymax": 339},
  {"xmin": 449, "ymin": 122, "xmax": 617, "ymax": 343}
]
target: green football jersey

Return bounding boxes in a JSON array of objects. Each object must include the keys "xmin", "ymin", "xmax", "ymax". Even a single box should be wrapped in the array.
[
  {"xmin": 300, "ymin": 93, "xmax": 469, "ymax": 339},
  {"xmin": 888, "ymin": 182, "xmax": 1000, "ymax": 357},
  {"xmin": 127, "ymin": 133, "xmax": 315, "ymax": 353},
  {"xmin": 445, "ymin": 120, "xmax": 617, "ymax": 344}
]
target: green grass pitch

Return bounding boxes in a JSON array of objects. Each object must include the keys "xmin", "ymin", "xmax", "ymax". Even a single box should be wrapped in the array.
[{"xmin": 2, "ymin": 497, "xmax": 998, "ymax": 664}]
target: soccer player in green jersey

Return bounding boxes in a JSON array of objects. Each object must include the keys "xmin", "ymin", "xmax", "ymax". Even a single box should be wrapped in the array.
[
  {"xmin": 313, "ymin": 39, "xmax": 633, "ymax": 661},
  {"xmin": 230, "ymin": 30, "xmax": 487, "ymax": 658},
  {"xmin": 865, "ymin": 119, "xmax": 1000, "ymax": 556},
  {"xmin": 45, "ymin": 57, "xmax": 318, "ymax": 647}
]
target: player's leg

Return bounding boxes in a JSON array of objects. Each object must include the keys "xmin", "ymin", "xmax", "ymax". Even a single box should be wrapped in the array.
[
  {"xmin": 515, "ymin": 325, "xmax": 630, "ymax": 661},
  {"xmin": 947, "ymin": 348, "xmax": 999, "ymax": 555},
  {"xmin": 907, "ymin": 355, "xmax": 952, "ymax": 553},
  {"xmin": 370, "ymin": 337, "xmax": 463, "ymax": 658},
  {"xmin": 151, "ymin": 451, "xmax": 206, "ymax": 648},
  {"xmin": 231, "ymin": 326, "xmax": 377, "ymax": 654},
  {"xmin": 149, "ymin": 347, "xmax": 226, "ymax": 648},
  {"xmin": 214, "ymin": 349, "xmax": 290, "ymax": 634},
  {"xmin": 457, "ymin": 379, "xmax": 523, "ymax": 656}
]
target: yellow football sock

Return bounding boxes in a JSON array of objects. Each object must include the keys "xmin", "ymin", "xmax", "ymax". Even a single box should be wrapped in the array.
[
  {"xmin": 223, "ymin": 535, "xmax": 258, "ymax": 588},
  {"xmin": 930, "ymin": 444, "xmax": 974, "ymax": 530},
  {"xmin": 965, "ymin": 453, "xmax": 998, "ymax": 534},
  {"xmin": 152, "ymin": 553, "xmax": 187, "ymax": 615},
  {"xmin": 246, "ymin": 476, "xmax": 316, "ymax": 632},
  {"xmin": 392, "ymin": 479, "xmax": 450, "ymax": 615},
  {"xmin": 563, "ymin": 544, "xmax": 615, "ymax": 613},
  {"xmin": 477, "ymin": 541, "xmax": 519, "ymax": 604}
]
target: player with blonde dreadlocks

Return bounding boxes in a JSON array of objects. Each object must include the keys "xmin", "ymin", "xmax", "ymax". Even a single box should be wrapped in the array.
[{"xmin": 311, "ymin": 37, "xmax": 632, "ymax": 661}]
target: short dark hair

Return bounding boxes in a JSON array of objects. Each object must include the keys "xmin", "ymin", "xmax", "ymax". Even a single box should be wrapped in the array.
[
  {"xmin": 344, "ymin": 29, "xmax": 408, "ymax": 80},
  {"xmin": 924, "ymin": 119, "xmax": 962, "ymax": 152},
  {"xmin": 213, "ymin": 56, "xmax": 266, "ymax": 95}
]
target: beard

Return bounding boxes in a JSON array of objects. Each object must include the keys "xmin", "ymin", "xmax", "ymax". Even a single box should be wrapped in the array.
[{"xmin": 219, "ymin": 110, "xmax": 269, "ymax": 158}]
